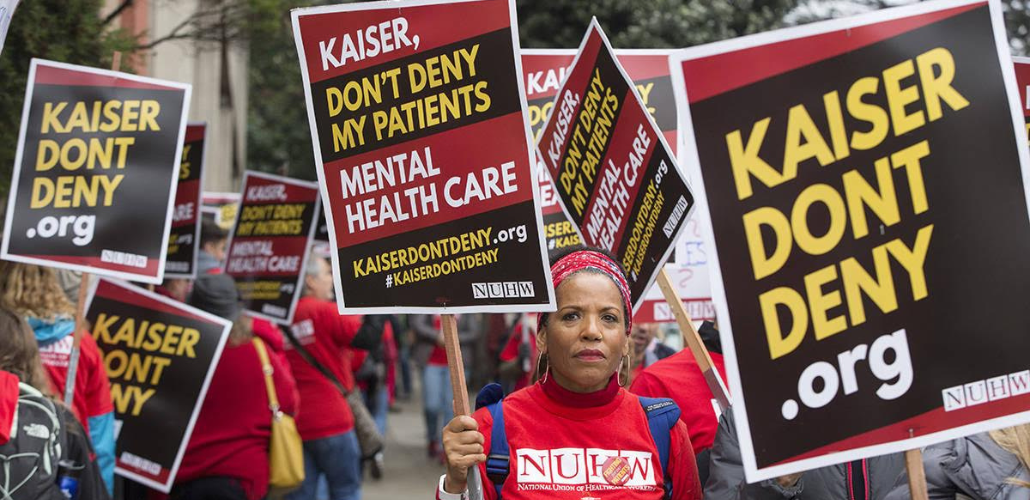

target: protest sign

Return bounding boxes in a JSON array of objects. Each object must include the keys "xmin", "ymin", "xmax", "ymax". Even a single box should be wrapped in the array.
[
  {"xmin": 165, "ymin": 123, "xmax": 206, "ymax": 278},
  {"xmin": 523, "ymin": 49, "xmax": 679, "ymax": 151},
  {"xmin": 1, "ymin": 59, "xmax": 191, "ymax": 284},
  {"xmin": 1015, "ymin": 57, "xmax": 1030, "ymax": 141},
  {"xmin": 292, "ymin": 0, "xmax": 555, "ymax": 313},
  {"xmin": 0, "ymin": 0, "xmax": 17, "ymax": 56},
  {"xmin": 84, "ymin": 278, "xmax": 230, "ymax": 492},
  {"xmin": 535, "ymin": 21, "xmax": 695, "ymax": 309},
  {"xmin": 634, "ymin": 238, "xmax": 715, "ymax": 324},
  {"xmin": 523, "ymin": 49, "xmax": 680, "ymax": 258},
  {"xmin": 224, "ymin": 171, "xmax": 319, "ymax": 324},
  {"xmin": 671, "ymin": 0, "xmax": 1030, "ymax": 481},
  {"xmin": 201, "ymin": 191, "xmax": 240, "ymax": 231}
]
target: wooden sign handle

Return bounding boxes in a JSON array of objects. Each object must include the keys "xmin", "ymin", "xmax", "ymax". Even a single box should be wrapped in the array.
[
  {"xmin": 64, "ymin": 52, "xmax": 124, "ymax": 406},
  {"xmin": 63, "ymin": 272, "xmax": 91, "ymax": 406},
  {"xmin": 441, "ymin": 314, "xmax": 484, "ymax": 500},
  {"xmin": 655, "ymin": 267, "xmax": 731, "ymax": 411},
  {"xmin": 906, "ymin": 448, "xmax": 929, "ymax": 500}
]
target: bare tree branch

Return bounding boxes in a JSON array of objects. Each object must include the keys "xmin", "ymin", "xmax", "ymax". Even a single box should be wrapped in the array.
[{"xmin": 103, "ymin": 0, "xmax": 134, "ymax": 26}]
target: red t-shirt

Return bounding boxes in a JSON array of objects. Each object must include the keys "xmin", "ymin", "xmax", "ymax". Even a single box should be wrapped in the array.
[
  {"xmin": 0, "ymin": 371, "xmax": 17, "ymax": 444},
  {"xmin": 428, "ymin": 315, "xmax": 448, "ymax": 366},
  {"xmin": 630, "ymin": 349, "xmax": 727, "ymax": 453},
  {"xmin": 498, "ymin": 323, "xmax": 537, "ymax": 391},
  {"xmin": 285, "ymin": 296, "xmax": 361, "ymax": 440},
  {"xmin": 347, "ymin": 320, "xmax": 394, "ymax": 391},
  {"xmin": 38, "ymin": 331, "xmax": 113, "ymax": 434},
  {"xmin": 175, "ymin": 318, "xmax": 298, "ymax": 500},
  {"xmin": 442, "ymin": 377, "xmax": 702, "ymax": 500}
]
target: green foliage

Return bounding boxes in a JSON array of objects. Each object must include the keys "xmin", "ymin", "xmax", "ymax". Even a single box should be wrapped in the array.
[
  {"xmin": 247, "ymin": 0, "xmax": 316, "ymax": 181},
  {"xmin": 516, "ymin": 0, "xmax": 801, "ymax": 49},
  {"xmin": 1002, "ymin": 0, "xmax": 1030, "ymax": 56},
  {"xmin": 247, "ymin": 0, "xmax": 351, "ymax": 182},
  {"xmin": 246, "ymin": 0, "xmax": 801, "ymax": 182},
  {"xmin": 0, "ymin": 0, "xmax": 133, "ymax": 199}
]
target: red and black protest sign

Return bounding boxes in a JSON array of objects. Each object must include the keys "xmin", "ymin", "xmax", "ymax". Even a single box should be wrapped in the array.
[
  {"xmin": 672, "ymin": 0, "xmax": 1030, "ymax": 481},
  {"xmin": 84, "ymin": 278, "xmax": 230, "ymax": 492},
  {"xmin": 1, "ymin": 59, "xmax": 191, "ymax": 283},
  {"xmin": 1015, "ymin": 57, "xmax": 1030, "ymax": 141},
  {"xmin": 224, "ymin": 171, "xmax": 319, "ymax": 324},
  {"xmin": 536, "ymin": 22, "xmax": 695, "ymax": 309},
  {"xmin": 200, "ymin": 191, "xmax": 240, "ymax": 231},
  {"xmin": 523, "ymin": 49, "xmax": 679, "ymax": 259},
  {"xmin": 165, "ymin": 123, "xmax": 206, "ymax": 278},
  {"xmin": 292, "ymin": 0, "xmax": 554, "ymax": 313}
]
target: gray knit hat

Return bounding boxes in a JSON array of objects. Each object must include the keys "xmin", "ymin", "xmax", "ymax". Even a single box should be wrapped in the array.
[{"xmin": 188, "ymin": 274, "xmax": 242, "ymax": 322}]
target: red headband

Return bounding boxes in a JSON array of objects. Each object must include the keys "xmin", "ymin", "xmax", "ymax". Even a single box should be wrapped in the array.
[{"xmin": 539, "ymin": 250, "xmax": 633, "ymax": 335}]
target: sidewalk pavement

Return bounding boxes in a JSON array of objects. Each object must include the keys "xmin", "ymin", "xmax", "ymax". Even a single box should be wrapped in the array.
[{"xmin": 363, "ymin": 394, "xmax": 447, "ymax": 499}]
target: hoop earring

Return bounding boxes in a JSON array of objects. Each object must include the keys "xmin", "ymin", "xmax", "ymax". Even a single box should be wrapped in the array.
[
  {"xmin": 617, "ymin": 355, "xmax": 629, "ymax": 386},
  {"xmin": 537, "ymin": 352, "xmax": 549, "ymax": 384}
]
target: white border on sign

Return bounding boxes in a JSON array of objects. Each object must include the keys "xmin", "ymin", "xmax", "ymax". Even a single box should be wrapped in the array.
[
  {"xmin": 534, "ymin": 19, "xmax": 696, "ymax": 315},
  {"xmin": 223, "ymin": 170, "xmax": 320, "ymax": 325},
  {"xmin": 670, "ymin": 0, "xmax": 1030, "ymax": 483},
  {"xmin": 84, "ymin": 277, "xmax": 231, "ymax": 493},
  {"xmin": 165, "ymin": 122, "xmax": 208, "ymax": 280},
  {"xmin": 523, "ymin": 48, "xmax": 675, "ymax": 56},
  {"xmin": 1, "ymin": 58, "xmax": 191, "ymax": 285},
  {"xmin": 291, "ymin": 0, "xmax": 557, "ymax": 315}
]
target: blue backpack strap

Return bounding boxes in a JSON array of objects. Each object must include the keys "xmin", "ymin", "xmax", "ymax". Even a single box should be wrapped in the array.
[
  {"xmin": 638, "ymin": 396, "xmax": 680, "ymax": 500},
  {"xmin": 475, "ymin": 383, "xmax": 508, "ymax": 498}
]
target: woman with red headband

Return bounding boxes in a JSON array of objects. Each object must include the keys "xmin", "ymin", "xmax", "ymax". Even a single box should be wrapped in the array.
[{"xmin": 436, "ymin": 248, "xmax": 702, "ymax": 500}]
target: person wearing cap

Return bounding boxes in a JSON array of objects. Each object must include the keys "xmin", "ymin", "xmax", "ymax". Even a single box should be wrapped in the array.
[
  {"xmin": 437, "ymin": 247, "xmax": 702, "ymax": 500},
  {"xmin": 172, "ymin": 273, "xmax": 299, "ymax": 500}
]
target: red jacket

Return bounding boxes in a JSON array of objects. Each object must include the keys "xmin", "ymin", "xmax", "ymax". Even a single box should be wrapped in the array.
[
  {"xmin": 38, "ymin": 330, "xmax": 113, "ymax": 434},
  {"xmin": 630, "ymin": 349, "xmax": 727, "ymax": 453},
  {"xmin": 498, "ymin": 322, "xmax": 537, "ymax": 391},
  {"xmin": 441, "ymin": 377, "xmax": 702, "ymax": 500},
  {"xmin": 285, "ymin": 296, "xmax": 361, "ymax": 440},
  {"xmin": 174, "ymin": 318, "xmax": 297, "ymax": 500}
]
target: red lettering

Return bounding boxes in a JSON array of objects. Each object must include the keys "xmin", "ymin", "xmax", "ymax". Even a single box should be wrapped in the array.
[
  {"xmin": 553, "ymin": 453, "xmax": 581, "ymax": 479},
  {"xmin": 626, "ymin": 455, "xmax": 652, "ymax": 479},
  {"xmin": 589, "ymin": 453, "xmax": 607, "ymax": 478},
  {"xmin": 520, "ymin": 453, "xmax": 548, "ymax": 477}
]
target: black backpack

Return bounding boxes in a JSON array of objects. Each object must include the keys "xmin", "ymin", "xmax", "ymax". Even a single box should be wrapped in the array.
[{"xmin": 0, "ymin": 383, "xmax": 65, "ymax": 500}]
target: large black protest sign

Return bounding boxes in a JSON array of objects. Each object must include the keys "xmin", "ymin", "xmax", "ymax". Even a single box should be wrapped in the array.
[
  {"xmin": 85, "ymin": 278, "xmax": 230, "ymax": 492},
  {"xmin": 2, "ymin": 59, "xmax": 190, "ymax": 283},
  {"xmin": 292, "ymin": 0, "xmax": 554, "ymax": 313},
  {"xmin": 672, "ymin": 0, "xmax": 1030, "ymax": 481},
  {"xmin": 165, "ymin": 123, "xmax": 206, "ymax": 278},
  {"xmin": 225, "ymin": 171, "xmax": 319, "ymax": 324},
  {"xmin": 536, "ymin": 21, "xmax": 695, "ymax": 310}
]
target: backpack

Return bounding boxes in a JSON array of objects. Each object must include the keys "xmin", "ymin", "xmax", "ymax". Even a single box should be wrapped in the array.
[
  {"xmin": 0, "ymin": 383, "xmax": 65, "ymax": 500},
  {"xmin": 475, "ymin": 383, "xmax": 680, "ymax": 499}
]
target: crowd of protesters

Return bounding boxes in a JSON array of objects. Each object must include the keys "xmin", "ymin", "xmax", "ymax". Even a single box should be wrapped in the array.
[{"xmin": 1, "ymin": 225, "xmax": 1029, "ymax": 500}]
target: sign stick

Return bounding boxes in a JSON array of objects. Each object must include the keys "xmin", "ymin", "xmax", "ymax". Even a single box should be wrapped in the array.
[
  {"xmin": 905, "ymin": 449, "xmax": 929, "ymax": 500},
  {"xmin": 442, "ymin": 314, "xmax": 484, "ymax": 500},
  {"xmin": 62, "ymin": 272, "xmax": 90, "ymax": 406},
  {"xmin": 656, "ymin": 267, "xmax": 730, "ymax": 411},
  {"xmin": 63, "ymin": 52, "xmax": 120, "ymax": 407}
]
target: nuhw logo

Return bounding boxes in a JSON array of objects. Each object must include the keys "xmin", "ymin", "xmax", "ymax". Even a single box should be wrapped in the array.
[
  {"xmin": 515, "ymin": 448, "xmax": 656, "ymax": 487},
  {"xmin": 942, "ymin": 370, "xmax": 1030, "ymax": 411},
  {"xmin": 288, "ymin": 319, "xmax": 316, "ymax": 347}
]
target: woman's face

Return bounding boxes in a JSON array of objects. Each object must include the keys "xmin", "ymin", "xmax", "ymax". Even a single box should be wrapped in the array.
[{"xmin": 538, "ymin": 271, "xmax": 628, "ymax": 393}]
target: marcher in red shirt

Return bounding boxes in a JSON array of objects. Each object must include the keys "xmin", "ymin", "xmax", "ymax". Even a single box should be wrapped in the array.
[
  {"xmin": 631, "ymin": 348, "xmax": 727, "ymax": 455},
  {"xmin": 0, "ymin": 261, "xmax": 116, "ymax": 493},
  {"xmin": 496, "ymin": 317, "xmax": 537, "ymax": 393},
  {"xmin": 439, "ymin": 248, "xmax": 702, "ymax": 500},
  {"xmin": 175, "ymin": 273, "xmax": 298, "ymax": 500},
  {"xmin": 284, "ymin": 255, "xmax": 385, "ymax": 500}
]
